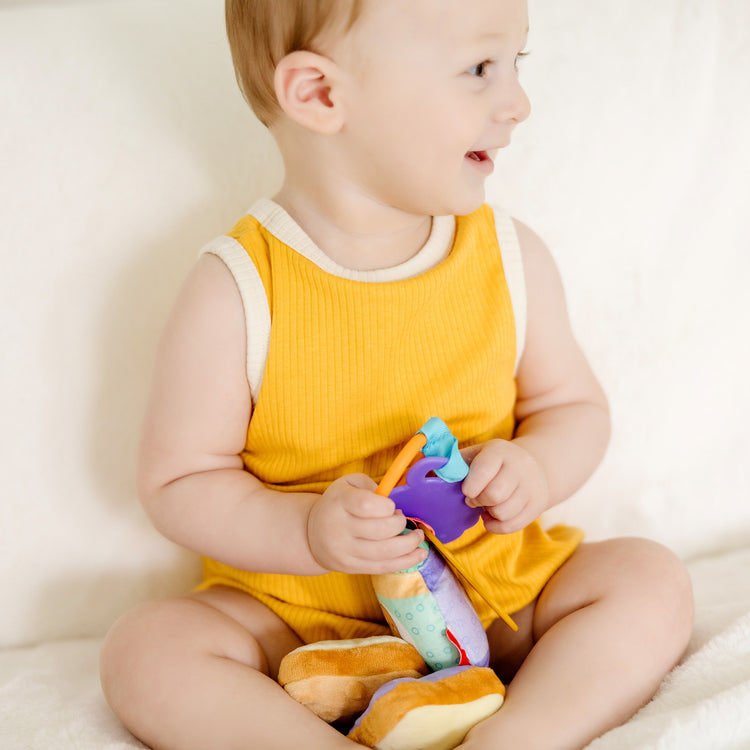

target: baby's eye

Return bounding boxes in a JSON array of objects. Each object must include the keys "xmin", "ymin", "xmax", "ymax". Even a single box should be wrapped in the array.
[
  {"xmin": 514, "ymin": 51, "xmax": 530, "ymax": 71},
  {"xmin": 467, "ymin": 60, "xmax": 492, "ymax": 78}
]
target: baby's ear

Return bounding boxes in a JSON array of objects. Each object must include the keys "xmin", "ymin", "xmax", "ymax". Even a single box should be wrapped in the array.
[{"xmin": 274, "ymin": 50, "xmax": 344, "ymax": 135}]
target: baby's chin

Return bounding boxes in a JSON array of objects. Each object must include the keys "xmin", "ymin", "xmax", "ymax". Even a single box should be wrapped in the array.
[
  {"xmin": 441, "ymin": 190, "xmax": 487, "ymax": 218},
  {"xmin": 387, "ymin": 181, "xmax": 487, "ymax": 220}
]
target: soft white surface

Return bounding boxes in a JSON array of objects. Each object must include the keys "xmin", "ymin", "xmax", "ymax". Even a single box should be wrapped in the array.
[
  {"xmin": 2, "ymin": 548, "xmax": 749, "ymax": 749},
  {"xmin": 0, "ymin": 0, "xmax": 749, "ymax": 747}
]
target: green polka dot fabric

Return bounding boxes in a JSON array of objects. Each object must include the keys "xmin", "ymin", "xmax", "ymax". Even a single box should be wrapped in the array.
[{"xmin": 376, "ymin": 593, "xmax": 460, "ymax": 671}]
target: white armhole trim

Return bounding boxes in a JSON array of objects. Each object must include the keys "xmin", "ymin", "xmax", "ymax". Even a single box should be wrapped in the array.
[
  {"xmin": 199, "ymin": 235, "xmax": 270, "ymax": 404},
  {"xmin": 491, "ymin": 207, "xmax": 527, "ymax": 375}
]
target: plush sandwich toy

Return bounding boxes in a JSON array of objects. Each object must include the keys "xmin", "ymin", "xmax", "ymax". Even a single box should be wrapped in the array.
[{"xmin": 278, "ymin": 419, "xmax": 514, "ymax": 750}]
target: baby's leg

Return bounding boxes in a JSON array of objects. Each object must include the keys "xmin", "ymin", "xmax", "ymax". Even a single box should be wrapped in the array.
[
  {"xmin": 462, "ymin": 538, "xmax": 694, "ymax": 750},
  {"xmin": 100, "ymin": 586, "xmax": 359, "ymax": 750}
]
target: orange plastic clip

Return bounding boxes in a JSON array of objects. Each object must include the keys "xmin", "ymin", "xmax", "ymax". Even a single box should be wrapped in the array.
[{"xmin": 375, "ymin": 433, "xmax": 428, "ymax": 498}]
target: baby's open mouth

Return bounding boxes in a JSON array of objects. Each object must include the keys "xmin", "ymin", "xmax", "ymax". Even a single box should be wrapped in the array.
[{"xmin": 465, "ymin": 150, "xmax": 494, "ymax": 174}]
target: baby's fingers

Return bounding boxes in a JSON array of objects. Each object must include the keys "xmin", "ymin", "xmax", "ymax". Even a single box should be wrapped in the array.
[
  {"xmin": 354, "ymin": 529, "xmax": 426, "ymax": 572},
  {"xmin": 462, "ymin": 444, "xmax": 500, "ymax": 499},
  {"xmin": 463, "ymin": 453, "xmax": 511, "ymax": 504},
  {"xmin": 351, "ymin": 512, "xmax": 408, "ymax": 541},
  {"xmin": 342, "ymin": 480, "xmax": 398, "ymax": 519},
  {"xmin": 484, "ymin": 488, "xmax": 524, "ymax": 522},
  {"xmin": 482, "ymin": 505, "xmax": 528, "ymax": 535},
  {"xmin": 369, "ymin": 546, "xmax": 429, "ymax": 575}
]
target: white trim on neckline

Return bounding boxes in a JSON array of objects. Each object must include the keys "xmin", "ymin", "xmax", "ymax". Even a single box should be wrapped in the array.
[{"xmin": 248, "ymin": 198, "xmax": 456, "ymax": 282}]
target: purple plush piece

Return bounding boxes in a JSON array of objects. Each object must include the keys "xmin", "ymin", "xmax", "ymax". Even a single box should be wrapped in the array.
[{"xmin": 390, "ymin": 457, "xmax": 482, "ymax": 543}]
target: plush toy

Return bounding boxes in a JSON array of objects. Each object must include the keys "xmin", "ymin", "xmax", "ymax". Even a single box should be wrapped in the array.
[
  {"xmin": 278, "ymin": 419, "xmax": 514, "ymax": 750},
  {"xmin": 348, "ymin": 666, "xmax": 505, "ymax": 750},
  {"xmin": 277, "ymin": 635, "xmax": 430, "ymax": 724},
  {"xmin": 372, "ymin": 534, "xmax": 489, "ymax": 672}
]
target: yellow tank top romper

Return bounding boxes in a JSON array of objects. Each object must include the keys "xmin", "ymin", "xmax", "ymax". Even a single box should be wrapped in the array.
[{"xmin": 196, "ymin": 202, "xmax": 583, "ymax": 644}]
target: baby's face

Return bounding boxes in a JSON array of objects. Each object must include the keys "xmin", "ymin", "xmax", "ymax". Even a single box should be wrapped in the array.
[{"xmin": 331, "ymin": 0, "xmax": 530, "ymax": 217}]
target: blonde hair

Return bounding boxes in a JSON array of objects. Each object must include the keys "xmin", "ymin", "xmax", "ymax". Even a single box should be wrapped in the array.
[{"xmin": 226, "ymin": 0, "xmax": 364, "ymax": 127}]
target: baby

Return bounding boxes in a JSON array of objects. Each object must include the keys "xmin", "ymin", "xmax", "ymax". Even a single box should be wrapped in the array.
[{"xmin": 100, "ymin": 1, "xmax": 694, "ymax": 749}]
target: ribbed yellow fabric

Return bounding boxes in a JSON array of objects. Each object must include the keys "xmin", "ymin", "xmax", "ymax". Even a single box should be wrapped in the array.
[{"xmin": 199, "ymin": 205, "xmax": 583, "ymax": 643}]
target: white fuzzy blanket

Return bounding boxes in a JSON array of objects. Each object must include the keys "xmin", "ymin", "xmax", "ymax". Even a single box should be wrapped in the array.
[{"xmin": 2, "ymin": 547, "xmax": 749, "ymax": 749}]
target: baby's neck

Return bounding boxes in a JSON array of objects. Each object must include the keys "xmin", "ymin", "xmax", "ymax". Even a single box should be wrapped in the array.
[{"xmin": 273, "ymin": 186, "xmax": 433, "ymax": 272}]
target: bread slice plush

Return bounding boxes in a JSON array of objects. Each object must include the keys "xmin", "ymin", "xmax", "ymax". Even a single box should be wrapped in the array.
[
  {"xmin": 277, "ymin": 636, "xmax": 429, "ymax": 723},
  {"xmin": 348, "ymin": 665, "xmax": 505, "ymax": 750}
]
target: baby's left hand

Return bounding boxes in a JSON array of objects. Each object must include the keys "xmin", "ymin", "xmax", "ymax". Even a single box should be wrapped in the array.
[{"xmin": 460, "ymin": 440, "xmax": 549, "ymax": 535}]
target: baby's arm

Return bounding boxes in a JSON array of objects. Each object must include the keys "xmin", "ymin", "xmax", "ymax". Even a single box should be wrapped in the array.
[
  {"xmin": 137, "ymin": 254, "xmax": 425, "ymax": 576},
  {"xmin": 462, "ymin": 220, "xmax": 610, "ymax": 534}
]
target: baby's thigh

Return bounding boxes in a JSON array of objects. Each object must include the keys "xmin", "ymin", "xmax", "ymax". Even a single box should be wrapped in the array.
[
  {"xmin": 534, "ymin": 538, "xmax": 694, "ymax": 649},
  {"xmin": 188, "ymin": 585, "xmax": 303, "ymax": 677},
  {"xmin": 99, "ymin": 587, "xmax": 302, "ymax": 723}
]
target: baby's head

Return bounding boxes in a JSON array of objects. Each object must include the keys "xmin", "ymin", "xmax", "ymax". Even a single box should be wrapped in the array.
[
  {"xmin": 226, "ymin": 0, "xmax": 531, "ymax": 218},
  {"xmin": 226, "ymin": 0, "xmax": 364, "ymax": 127}
]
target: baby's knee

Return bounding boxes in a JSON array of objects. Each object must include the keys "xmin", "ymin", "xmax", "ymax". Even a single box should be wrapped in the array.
[
  {"xmin": 100, "ymin": 600, "xmax": 165, "ymax": 729},
  {"xmin": 100, "ymin": 596, "xmax": 267, "ymax": 731},
  {"xmin": 617, "ymin": 538, "xmax": 694, "ymax": 651},
  {"xmin": 100, "ymin": 599, "xmax": 193, "ymax": 721}
]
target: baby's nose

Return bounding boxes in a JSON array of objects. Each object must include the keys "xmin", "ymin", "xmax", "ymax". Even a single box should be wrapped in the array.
[{"xmin": 493, "ymin": 76, "xmax": 531, "ymax": 126}]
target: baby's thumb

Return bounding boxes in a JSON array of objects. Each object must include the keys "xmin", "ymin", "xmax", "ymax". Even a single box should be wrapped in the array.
[
  {"xmin": 459, "ymin": 444, "xmax": 483, "ymax": 464},
  {"xmin": 343, "ymin": 473, "xmax": 379, "ymax": 492}
]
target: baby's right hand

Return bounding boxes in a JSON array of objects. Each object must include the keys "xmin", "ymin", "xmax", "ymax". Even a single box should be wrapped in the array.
[{"xmin": 307, "ymin": 474, "xmax": 427, "ymax": 575}]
